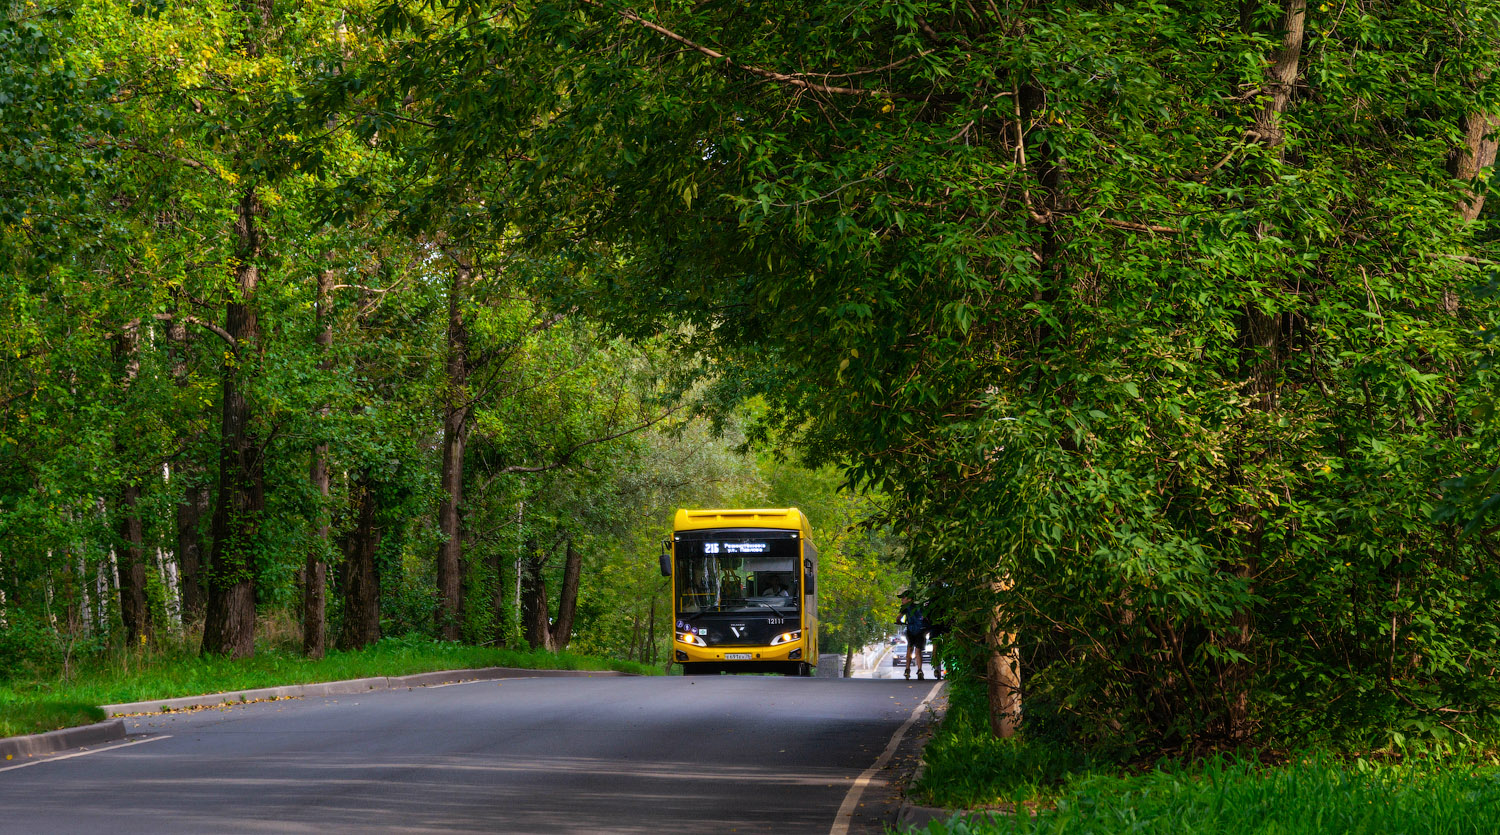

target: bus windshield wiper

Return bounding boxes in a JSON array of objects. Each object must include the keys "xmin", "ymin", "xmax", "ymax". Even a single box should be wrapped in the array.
[{"xmin": 756, "ymin": 600, "xmax": 789, "ymax": 619}]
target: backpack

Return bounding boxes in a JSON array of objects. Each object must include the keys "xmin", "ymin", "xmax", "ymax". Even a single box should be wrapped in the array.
[{"xmin": 902, "ymin": 603, "xmax": 930, "ymax": 634}]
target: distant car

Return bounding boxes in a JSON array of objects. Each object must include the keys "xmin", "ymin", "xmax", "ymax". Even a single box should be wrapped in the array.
[
  {"xmin": 892, "ymin": 647, "xmax": 934, "ymax": 667},
  {"xmin": 890, "ymin": 637, "xmax": 909, "ymax": 665}
]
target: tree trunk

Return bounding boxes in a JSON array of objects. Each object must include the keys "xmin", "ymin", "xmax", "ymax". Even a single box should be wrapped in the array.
[
  {"xmin": 521, "ymin": 539, "xmax": 553, "ymax": 651},
  {"xmin": 1217, "ymin": 0, "xmax": 1306, "ymax": 741},
  {"xmin": 844, "ymin": 645, "xmax": 855, "ymax": 679},
  {"xmin": 169, "ymin": 306, "xmax": 209, "ymax": 621},
  {"xmin": 492, "ymin": 540, "xmax": 510, "ymax": 645},
  {"xmin": 201, "ymin": 187, "xmax": 264, "ymax": 659},
  {"xmin": 176, "ymin": 478, "xmax": 209, "ymax": 621},
  {"xmin": 115, "ymin": 480, "xmax": 150, "ymax": 646},
  {"xmin": 113, "ymin": 320, "xmax": 151, "ymax": 646},
  {"xmin": 337, "ymin": 476, "xmax": 382, "ymax": 651},
  {"xmin": 304, "ymin": 268, "xmax": 334, "ymax": 659},
  {"xmin": 1445, "ymin": 108, "xmax": 1498, "ymax": 313},
  {"xmin": 986, "ymin": 580, "xmax": 1021, "ymax": 738},
  {"xmin": 1250, "ymin": 0, "xmax": 1305, "ymax": 151},
  {"xmin": 645, "ymin": 590, "xmax": 656, "ymax": 665},
  {"xmin": 62, "ymin": 552, "xmax": 82, "ymax": 637},
  {"xmin": 547, "ymin": 539, "xmax": 583, "ymax": 650},
  {"xmin": 436, "ymin": 258, "xmax": 473, "ymax": 640},
  {"xmin": 1450, "ymin": 112, "xmax": 1499, "ymax": 224}
]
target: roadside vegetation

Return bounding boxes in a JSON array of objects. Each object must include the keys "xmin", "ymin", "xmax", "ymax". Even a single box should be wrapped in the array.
[
  {"xmin": 913, "ymin": 674, "xmax": 1500, "ymax": 833},
  {"xmin": 0, "ymin": 620, "xmax": 656, "ymax": 739},
  {"xmin": 9, "ymin": 2, "xmax": 1500, "ymax": 825},
  {"xmin": 914, "ymin": 756, "xmax": 1500, "ymax": 835}
]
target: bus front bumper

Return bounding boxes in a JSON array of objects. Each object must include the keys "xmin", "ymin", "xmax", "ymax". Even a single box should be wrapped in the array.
[{"xmin": 674, "ymin": 640, "xmax": 804, "ymax": 664}]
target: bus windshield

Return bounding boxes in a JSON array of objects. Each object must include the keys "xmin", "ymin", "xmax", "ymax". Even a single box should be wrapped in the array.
[{"xmin": 676, "ymin": 542, "xmax": 801, "ymax": 616}]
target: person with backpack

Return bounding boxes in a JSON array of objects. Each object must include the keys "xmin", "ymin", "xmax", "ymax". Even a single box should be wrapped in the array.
[{"xmin": 896, "ymin": 590, "xmax": 931, "ymax": 680}]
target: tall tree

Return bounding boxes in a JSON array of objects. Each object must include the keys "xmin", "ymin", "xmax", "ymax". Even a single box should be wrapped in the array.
[
  {"xmin": 303, "ymin": 268, "xmax": 335, "ymax": 658},
  {"xmin": 200, "ymin": 187, "xmax": 265, "ymax": 658},
  {"xmin": 432, "ymin": 0, "xmax": 1500, "ymax": 750},
  {"xmin": 437, "ymin": 255, "xmax": 473, "ymax": 640}
]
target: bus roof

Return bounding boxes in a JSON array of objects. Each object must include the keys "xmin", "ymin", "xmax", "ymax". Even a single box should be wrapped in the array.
[{"xmin": 673, "ymin": 508, "xmax": 811, "ymax": 536}]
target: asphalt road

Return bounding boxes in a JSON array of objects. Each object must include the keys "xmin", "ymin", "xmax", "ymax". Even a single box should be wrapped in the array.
[{"xmin": 0, "ymin": 674, "xmax": 941, "ymax": 834}]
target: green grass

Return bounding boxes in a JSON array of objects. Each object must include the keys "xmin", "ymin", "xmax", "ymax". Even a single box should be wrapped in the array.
[
  {"xmin": 0, "ymin": 634, "xmax": 659, "ymax": 739},
  {"xmin": 913, "ymin": 675, "xmax": 1107, "ymax": 809},
  {"xmin": 912, "ymin": 676, "xmax": 1500, "ymax": 834},
  {"xmin": 912, "ymin": 757, "xmax": 1500, "ymax": 834}
]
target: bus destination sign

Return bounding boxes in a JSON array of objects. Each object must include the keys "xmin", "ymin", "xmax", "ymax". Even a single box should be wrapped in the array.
[{"xmin": 702, "ymin": 541, "xmax": 769, "ymax": 555}]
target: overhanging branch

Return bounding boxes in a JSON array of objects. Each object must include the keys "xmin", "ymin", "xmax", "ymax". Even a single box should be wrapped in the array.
[
  {"xmin": 151, "ymin": 313, "xmax": 238, "ymax": 350},
  {"xmin": 588, "ymin": 1, "xmax": 919, "ymax": 99}
]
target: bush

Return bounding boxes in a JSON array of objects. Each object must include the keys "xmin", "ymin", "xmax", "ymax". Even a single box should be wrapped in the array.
[{"xmin": 0, "ymin": 618, "xmax": 64, "ymax": 679}]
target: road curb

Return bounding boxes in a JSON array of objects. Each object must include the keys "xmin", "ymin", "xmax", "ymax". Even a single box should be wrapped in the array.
[
  {"xmin": 0, "ymin": 719, "xmax": 126, "ymax": 760},
  {"xmin": 892, "ymin": 686, "xmax": 965, "ymax": 833},
  {"xmin": 100, "ymin": 666, "xmax": 632, "ymax": 717}
]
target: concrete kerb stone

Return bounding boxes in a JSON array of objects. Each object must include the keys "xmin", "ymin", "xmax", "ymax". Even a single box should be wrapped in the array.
[
  {"xmin": 99, "ymin": 666, "xmax": 631, "ymax": 717},
  {"xmin": 893, "ymin": 685, "xmax": 979, "ymax": 834},
  {"xmin": 0, "ymin": 719, "xmax": 126, "ymax": 760}
]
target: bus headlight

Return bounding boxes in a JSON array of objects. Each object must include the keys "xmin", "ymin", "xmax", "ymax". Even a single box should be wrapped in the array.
[
  {"xmin": 770, "ymin": 630, "xmax": 801, "ymax": 646},
  {"xmin": 677, "ymin": 631, "xmax": 707, "ymax": 646}
]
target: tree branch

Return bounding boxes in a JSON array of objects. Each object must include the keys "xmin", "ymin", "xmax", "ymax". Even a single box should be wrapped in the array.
[
  {"xmin": 494, "ymin": 404, "xmax": 688, "ymax": 475},
  {"xmin": 151, "ymin": 313, "xmax": 238, "ymax": 349},
  {"xmin": 86, "ymin": 139, "xmax": 229, "ymax": 182},
  {"xmin": 1428, "ymin": 252, "xmax": 1493, "ymax": 266},
  {"xmin": 588, "ymin": 1, "xmax": 917, "ymax": 99},
  {"xmin": 1100, "ymin": 218, "xmax": 1180, "ymax": 235}
]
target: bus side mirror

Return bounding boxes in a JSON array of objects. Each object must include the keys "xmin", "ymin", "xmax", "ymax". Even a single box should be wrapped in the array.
[
  {"xmin": 804, "ymin": 558, "xmax": 815, "ymax": 594},
  {"xmin": 659, "ymin": 540, "xmax": 671, "ymax": 577}
]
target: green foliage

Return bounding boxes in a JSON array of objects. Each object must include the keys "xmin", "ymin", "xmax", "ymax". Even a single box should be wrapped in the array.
[
  {"xmin": 0, "ymin": 11, "xmax": 116, "ymax": 269},
  {"xmin": 448, "ymin": 0, "xmax": 1500, "ymax": 752},
  {"xmin": 0, "ymin": 617, "xmax": 68, "ymax": 680},
  {"xmin": 0, "ymin": 0, "xmax": 771, "ymax": 692},
  {"xmin": 9, "ymin": 0, "xmax": 1500, "ymax": 776}
]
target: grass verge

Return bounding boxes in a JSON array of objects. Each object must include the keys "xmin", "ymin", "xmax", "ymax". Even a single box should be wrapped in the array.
[
  {"xmin": 913, "ymin": 676, "xmax": 1500, "ymax": 833},
  {"xmin": 0, "ymin": 634, "xmax": 658, "ymax": 739},
  {"xmin": 913, "ymin": 674, "xmax": 1106, "ymax": 809},
  {"xmin": 912, "ymin": 757, "xmax": 1500, "ymax": 834}
]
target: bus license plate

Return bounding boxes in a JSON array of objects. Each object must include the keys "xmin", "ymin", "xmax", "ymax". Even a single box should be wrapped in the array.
[{"xmin": 724, "ymin": 653, "xmax": 752, "ymax": 660}]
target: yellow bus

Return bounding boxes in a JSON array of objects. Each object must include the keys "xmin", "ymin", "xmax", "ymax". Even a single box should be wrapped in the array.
[{"xmin": 661, "ymin": 508, "xmax": 819, "ymax": 676}]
